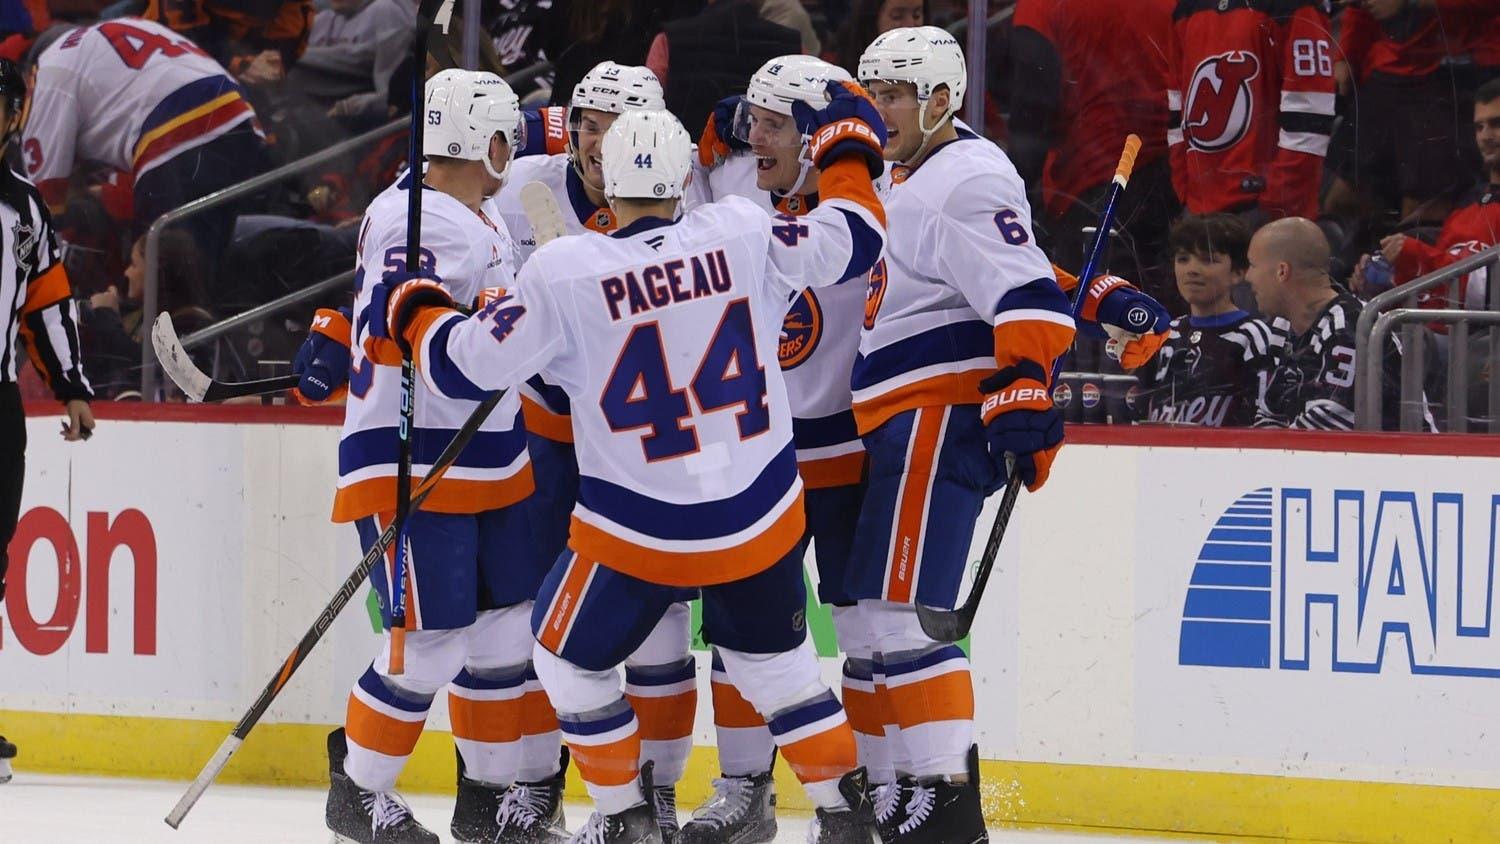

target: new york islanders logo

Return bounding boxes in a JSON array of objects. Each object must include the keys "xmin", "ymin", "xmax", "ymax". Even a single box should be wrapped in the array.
[
  {"xmin": 1183, "ymin": 51, "xmax": 1261, "ymax": 153},
  {"xmin": 864, "ymin": 258, "xmax": 889, "ymax": 330},
  {"xmin": 781, "ymin": 290, "xmax": 823, "ymax": 369}
]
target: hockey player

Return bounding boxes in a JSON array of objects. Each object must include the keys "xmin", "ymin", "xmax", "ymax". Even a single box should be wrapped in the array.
[
  {"xmin": 364, "ymin": 98, "xmax": 888, "ymax": 842},
  {"xmin": 849, "ymin": 26, "xmax": 1157, "ymax": 840},
  {"xmin": 677, "ymin": 55, "xmax": 880, "ymax": 844},
  {"xmin": 22, "ymin": 19, "xmax": 269, "ymax": 263},
  {"xmin": 1246, "ymin": 217, "xmax": 1433, "ymax": 431},
  {"xmin": 322, "ymin": 69, "xmax": 559, "ymax": 844},
  {"xmin": 1144, "ymin": 213, "xmax": 1277, "ymax": 426},
  {"xmin": 499, "ymin": 61, "xmax": 700, "ymax": 840}
]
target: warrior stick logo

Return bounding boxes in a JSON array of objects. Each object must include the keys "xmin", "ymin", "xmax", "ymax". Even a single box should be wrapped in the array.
[
  {"xmin": 1183, "ymin": 51, "xmax": 1260, "ymax": 153},
  {"xmin": 1179, "ymin": 487, "xmax": 1500, "ymax": 677}
]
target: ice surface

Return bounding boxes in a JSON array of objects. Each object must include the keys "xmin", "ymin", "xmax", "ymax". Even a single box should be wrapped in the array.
[{"xmin": 0, "ymin": 774, "xmax": 1183, "ymax": 843}]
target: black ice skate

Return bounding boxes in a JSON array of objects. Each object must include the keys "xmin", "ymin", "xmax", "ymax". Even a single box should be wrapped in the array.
[
  {"xmin": 885, "ymin": 746, "xmax": 988, "ymax": 843},
  {"xmin": 494, "ymin": 748, "xmax": 571, "ymax": 843},
  {"xmin": 807, "ymin": 767, "xmax": 879, "ymax": 844},
  {"xmin": 675, "ymin": 770, "xmax": 777, "ymax": 843},
  {"xmin": 0, "ymin": 734, "xmax": 16, "ymax": 785},
  {"xmin": 451, "ymin": 743, "xmax": 505, "ymax": 843},
  {"xmin": 325, "ymin": 728, "xmax": 439, "ymax": 843},
  {"xmin": 567, "ymin": 760, "xmax": 663, "ymax": 844},
  {"xmin": 652, "ymin": 781, "xmax": 679, "ymax": 841},
  {"xmin": 873, "ymin": 777, "xmax": 915, "ymax": 842}
]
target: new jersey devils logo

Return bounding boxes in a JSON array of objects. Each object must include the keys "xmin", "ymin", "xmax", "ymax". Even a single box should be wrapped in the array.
[{"xmin": 1183, "ymin": 51, "xmax": 1260, "ymax": 153}]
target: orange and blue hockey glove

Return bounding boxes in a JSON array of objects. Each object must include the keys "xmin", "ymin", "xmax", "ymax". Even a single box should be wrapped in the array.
[
  {"xmin": 361, "ymin": 269, "xmax": 455, "ymax": 365},
  {"xmin": 1079, "ymin": 274, "xmax": 1170, "ymax": 371},
  {"xmin": 791, "ymin": 81, "xmax": 887, "ymax": 178},
  {"xmin": 290, "ymin": 306, "xmax": 351, "ymax": 406},
  {"xmin": 698, "ymin": 95, "xmax": 750, "ymax": 168},
  {"xmin": 979, "ymin": 360, "xmax": 1064, "ymax": 492}
]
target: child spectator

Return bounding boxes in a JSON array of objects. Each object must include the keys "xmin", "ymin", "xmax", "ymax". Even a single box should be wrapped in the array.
[{"xmin": 1144, "ymin": 214, "xmax": 1277, "ymax": 426}]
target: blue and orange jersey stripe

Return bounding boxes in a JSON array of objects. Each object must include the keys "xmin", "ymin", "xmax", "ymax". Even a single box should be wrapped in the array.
[{"xmin": 134, "ymin": 75, "xmax": 257, "ymax": 174}]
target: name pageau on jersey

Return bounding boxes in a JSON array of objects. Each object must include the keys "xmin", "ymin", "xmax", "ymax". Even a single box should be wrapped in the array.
[
  {"xmin": 24, "ymin": 19, "xmax": 258, "ymax": 205},
  {"xmin": 854, "ymin": 127, "xmax": 1073, "ymax": 433},
  {"xmin": 334, "ymin": 172, "xmax": 532, "ymax": 522},
  {"xmin": 493, "ymin": 149, "xmax": 710, "ymax": 443},
  {"xmin": 1143, "ymin": 310, "xmax": 1277, "ymax": 426},
  {"xmin": 400, "ymin": 191, "xmax": 883, "ymax": 587},
  {"xmin": 697, "ymin": 152, "xmax": 868, "ymax": 488}
]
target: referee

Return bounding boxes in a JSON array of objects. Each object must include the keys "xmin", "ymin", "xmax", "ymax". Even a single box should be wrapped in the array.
[{"xmin": 1, "ymin": 54, "xmax": 93, "ymax": 655}]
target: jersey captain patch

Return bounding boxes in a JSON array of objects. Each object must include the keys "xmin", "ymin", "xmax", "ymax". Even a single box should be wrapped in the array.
[{"xmin": 780, "ymin": 289, "xmax": 823, "ymax": 369}]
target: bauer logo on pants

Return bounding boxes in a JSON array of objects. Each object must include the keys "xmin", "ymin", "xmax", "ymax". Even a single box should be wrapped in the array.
[{"xmin": 1178, "ymin": 486, "xmax": 1500, "ymax": 677}]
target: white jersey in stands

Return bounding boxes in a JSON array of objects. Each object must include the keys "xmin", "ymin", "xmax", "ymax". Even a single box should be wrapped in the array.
[
  {"xmin": 697, "ymin": 152, "xmax": 868, "ymax": 488},
  {"xmin": 334, "ymin": 173, "xmax": 531, "ymax": 523},
  {"xmin": 402, "ymin": 193, "xmax": 883, "ymax": 586},
  {"xmin": 23, "ymin": 19, "xmax": 256, "ymax": 204},
  {"xmin": 852, "ymin": 129, "xmax": 1072, "ymax": 434}
]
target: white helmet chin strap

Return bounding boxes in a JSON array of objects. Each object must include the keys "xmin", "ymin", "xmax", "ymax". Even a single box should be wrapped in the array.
[
  {"xmin": 785, "ymin": 142, "xmax": 816, "ymax": 197},
  {"xmin": 899, "ymin": 93, "xmax": 956, "ymax": 167}
]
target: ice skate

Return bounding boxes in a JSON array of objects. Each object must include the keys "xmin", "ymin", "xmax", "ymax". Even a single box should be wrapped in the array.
[
  {"xmin": 884, "ymin": 746, "xmax": 988, "ymax": 843},
  {"xmin": 806, "ymin": 767, "xmax": 878, "ymax": 843},
  {"xmin": 567, "ymin": 761, "xmax": 663, "ymax": 844},
  {"xmin": 494, "ymin": 748, "xmax": 571, "ymax": 843},
  {"xmin": 675, "ymin": 770, "xmax": 777, "ymax": 843},
  {"xmin": 0, "ymin": 735, "xmax": 16, "ymax": 784},
  {"xmin": 325, "ymin": 728, "xmax": 439, "ymax": 843}
]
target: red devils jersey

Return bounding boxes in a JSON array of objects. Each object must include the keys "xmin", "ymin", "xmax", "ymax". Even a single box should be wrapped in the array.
[
  {"xmin": 1167, "ymin": 0, "xmax": 1335, "ymax": 218},
  {"xmin": 1394, "ymin": 182, "xmax": 1500, "ymax": 309}
]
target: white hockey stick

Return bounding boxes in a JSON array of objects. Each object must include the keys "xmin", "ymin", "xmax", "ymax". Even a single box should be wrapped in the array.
[
  {"xmin": 151, "ymin": 312, "xmax": 300, "ymax": 402},
  {"xmin": 519, "ymin": 180, "xmax": 567, "ymax": 246}
]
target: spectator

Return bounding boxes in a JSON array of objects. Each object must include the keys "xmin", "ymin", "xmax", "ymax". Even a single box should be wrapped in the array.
[
  {"xmin": 1355, "ymin": 78, "xmax": 1500, "ymax": 308},
  {"xmin": 1327, "ymin": 0, "xmax": 1474, "ymax": 228},
  {"xmin": 77, "ymin": 230, "xmax": 210, "ymax": 399},
  {"xmin": 143, "ymin": 0, "xmax": 312, "ymax": 85},
  {"xmin": 284, "ymin": 0, "xmax": 414, "ymax": 123},
  {"xmin": 1009, "ymin": 0, "xmax": 1179, "ymax": 307},
  {"xmin": 760, "ymin": 0, "xmax": 821, "ymax": 55},
  {"xmin": 648, "ymin": 0, "xmax": 801, "ymax": 133},
  {"xmin": 829, "ymin": 0, "xmax": 924, "ymax": 76},
  {"xmin": 1143, "ymin": 214, "xmax": 1275, "ymax": 426},
  {"xmin": 1166, "ymin": 0, "xmax": 1335, "ymax": 223},
  {"xmin": 548, "ymin": 0, "xmax": 679, "ymax": 110},
  {"xmin": 1247, "ymin": 217, "xmax": 1432, "ymax": 430},
  {"xmin": 0, "ymin": 0, "xmax": 48, "ymax": 61},
  {"xmin": 22, "ymin": 20, "xmax": 271, "ymax": 276}
]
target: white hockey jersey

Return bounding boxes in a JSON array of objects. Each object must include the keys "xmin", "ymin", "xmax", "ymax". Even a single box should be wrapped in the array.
[
  {"xmin": 24, "ymin": 19, "xmax": 258, "ymax": 206},
  {"xmin": 699, "ymin": 153, "xmax": 866, "ymax": 489},
  {"xmin": 853, "ymin": 130, "xmax": 1075, "ymax": 434},
  {"xmin": 402, "ymin": 188, "xmax": 884, "ymax": 586},
  {"xmin": 493, "ymin": 151, "xmax": 708, "ymax": 443},
  {"xmin": 333, "ymin": 173, "xmax": 531, "ymax": 522}
]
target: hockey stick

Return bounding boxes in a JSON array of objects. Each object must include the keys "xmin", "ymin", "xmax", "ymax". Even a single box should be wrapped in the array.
[
  {"xmin": 151, "ymin": 313, "xmax": 301, "ymax": 402},
  {"xmin": 917, "ymin": 134, "xmax": 1142, "ymax": 643},
  {"xmin": 520, "ymin": 180, "xmax": 568, "ymax": 245},
  {"xmin": 389, "ymin": 0, "xmax": 457, "ymax": 675},
  {"xmin": 164, "ymin": 388, "xmax": 501, "ymax": 830}
]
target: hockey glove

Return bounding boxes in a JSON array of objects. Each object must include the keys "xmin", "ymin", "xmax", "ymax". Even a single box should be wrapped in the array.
[
  {"xmin": 291, "ymin": 306, "xmax": 352, "ymax": 406},
  {"xmin": 791, "ymin": 81, "xmax": 887, "ymax": 178},
  {"xmin": 1079, "ymin": 274, "xmax": 1170, "ymax": 371},
  {"xmin": 698, "ymin": 95, "xmax": 749, "ymax": 168},
  {"xmin": 979, "ymin": 360, "xmax": 1064, "ymax": 492},
  {"xmin": 362, "ymin": 269, "xmax": 454, "ymax": 366}
]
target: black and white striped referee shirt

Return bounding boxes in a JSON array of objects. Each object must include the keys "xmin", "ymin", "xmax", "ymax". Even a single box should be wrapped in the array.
[{"xmin": 0, "ymin": 164, "xmax": 90, "ymax": 402}]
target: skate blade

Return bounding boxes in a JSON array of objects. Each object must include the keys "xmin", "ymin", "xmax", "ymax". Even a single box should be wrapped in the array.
[{"xmin": 0, "ymin": 759, "xmax": 11, "ymax": 784}]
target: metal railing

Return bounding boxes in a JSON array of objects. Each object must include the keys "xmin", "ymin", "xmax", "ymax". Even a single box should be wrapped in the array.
[
  {"xmin": 1355, "ymin": 244, "xmax": 1500, "ymax": 432},
  {"xmin": 140, "ymin": 60, "xmax": 554, "ymax": 398},
  {"xmin": 175, "ymin": 270, "xmax": 354, "ymax": 352},
  {"xmin": 138, "ymin": 117, "xmax": 404, "ymax": 397}
]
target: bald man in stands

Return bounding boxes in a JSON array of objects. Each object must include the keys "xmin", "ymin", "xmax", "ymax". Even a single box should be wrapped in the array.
[{"xmin": 1246, "ymin": 218, "xmax": 1433, "ymax": 431}]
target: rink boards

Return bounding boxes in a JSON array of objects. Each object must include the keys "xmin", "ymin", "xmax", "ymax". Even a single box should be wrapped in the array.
[{"xmin": 4, "ymin": 404, "xmax": 1500, "ymax": 842}]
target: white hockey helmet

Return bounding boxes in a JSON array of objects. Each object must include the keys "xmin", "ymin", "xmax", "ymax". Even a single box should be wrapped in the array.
[
  {"xmin": 570, "ymin": 61, "xmax": 665, "ymax": 115},
  {"xmin": 601, "ymin": 110, "xmax": 692, "ymax": 202},
  {"xmin": 858, "ymin": 26, "xmax": 966, "ymax": 147},
  {"xmin": 423, "ymin": 69, "xmax": 525, "ymax": 182},
  {"xmin": 733, "ymin": 55, "xmax": 853, "ymax": 195}
]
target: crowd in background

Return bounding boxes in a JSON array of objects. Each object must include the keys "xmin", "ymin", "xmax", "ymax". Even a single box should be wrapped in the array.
[{"xmin": 1, "ymin": 0, "xmax": 1496, "ymax": 427}]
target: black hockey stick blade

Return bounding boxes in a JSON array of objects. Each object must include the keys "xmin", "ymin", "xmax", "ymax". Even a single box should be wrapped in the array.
[
  {"xmin": 917, "ymin": 472, "xmax": 1022, "ymax": 642},
  {"xmin": 151, "ymin": 312, "xmax": 301, "ymax": 402},
  {"xmin": 165, "ymin": 387, "xmax": 503, "ymax": 829}
]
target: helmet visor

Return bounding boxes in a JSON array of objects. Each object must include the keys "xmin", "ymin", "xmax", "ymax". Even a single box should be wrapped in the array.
[{"xmin": 731, "ymin": 101, "xmax": 802, "ymax": 152}]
